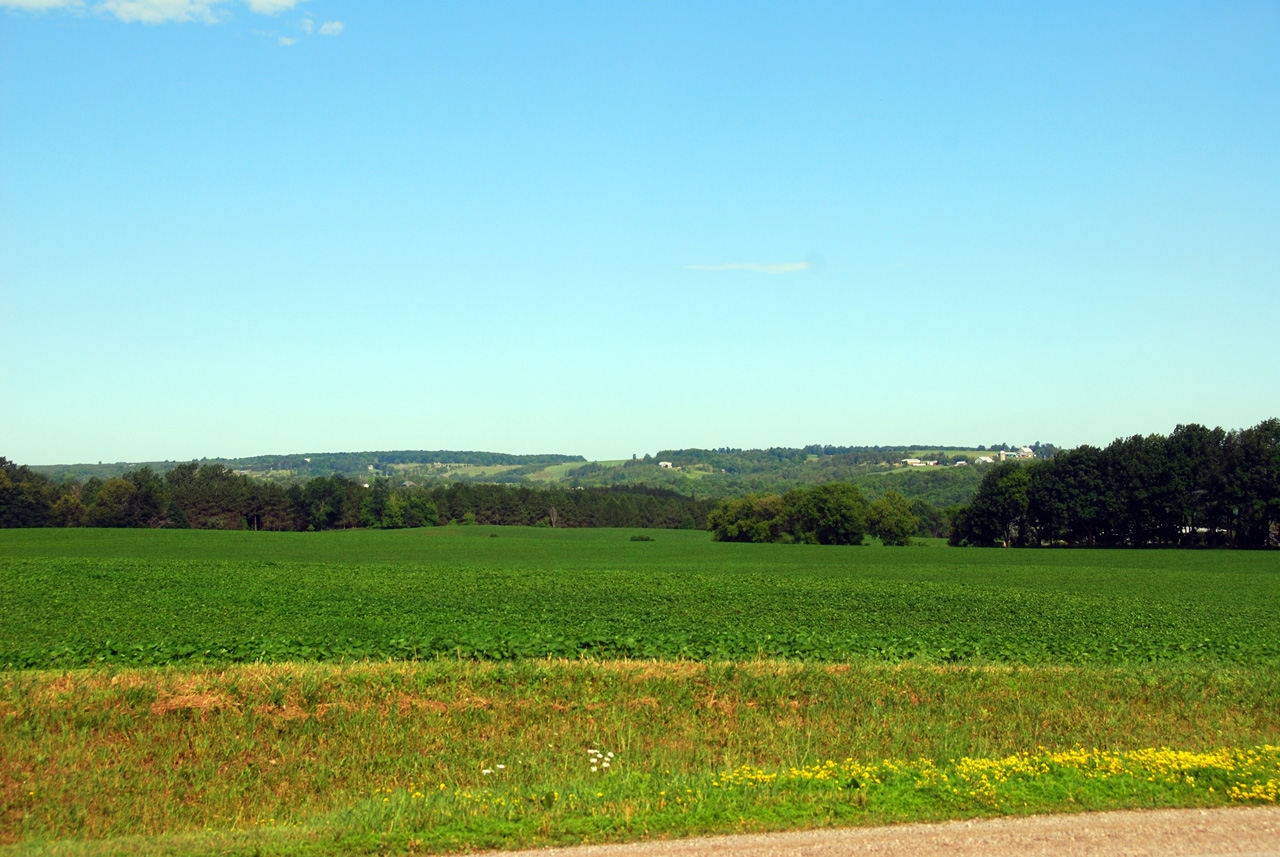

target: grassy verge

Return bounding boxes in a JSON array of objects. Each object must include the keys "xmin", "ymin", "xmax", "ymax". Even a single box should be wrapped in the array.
[{"xmin": 4, "ymin": 659, "xmax": 1279, "ymax": 855}]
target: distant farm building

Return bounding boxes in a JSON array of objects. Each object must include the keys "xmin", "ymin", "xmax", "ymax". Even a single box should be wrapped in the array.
[{"xmin": 658, "ymin": 461, "xmax": 674, "ymax": 468}]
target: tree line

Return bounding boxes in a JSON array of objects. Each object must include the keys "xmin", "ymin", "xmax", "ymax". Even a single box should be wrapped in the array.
[
  {"xmin": 951, "ymin": 420, "xmax": 1279, "ymax": 548},
  {"xmin": 0, "ymin": 460, "xmax": 715, "ymax": 532},
  {"xmin": 707, "ymin": 483, "xmax": 923, "ymax": 546}
]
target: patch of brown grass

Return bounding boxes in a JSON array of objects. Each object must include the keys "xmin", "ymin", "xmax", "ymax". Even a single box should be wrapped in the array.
[{"xmin": 150, "ymin": 693, "xmax": 237, "ymax": 716}]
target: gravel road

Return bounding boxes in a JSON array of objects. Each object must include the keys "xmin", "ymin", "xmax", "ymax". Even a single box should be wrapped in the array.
[{"xmin": 486, "ymin": 806, "xmax": 1280, "ymax": 857}]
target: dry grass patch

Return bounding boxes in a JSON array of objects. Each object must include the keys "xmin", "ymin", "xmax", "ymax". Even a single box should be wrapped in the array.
[{"xmin": 150, "ymin": 693, "xmax": 237, "ymax": 716}]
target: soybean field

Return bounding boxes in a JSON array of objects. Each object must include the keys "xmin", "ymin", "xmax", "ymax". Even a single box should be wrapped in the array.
[{"xmin": 2, "ymin": 527, "xmax": 1277, "ymax": 669}]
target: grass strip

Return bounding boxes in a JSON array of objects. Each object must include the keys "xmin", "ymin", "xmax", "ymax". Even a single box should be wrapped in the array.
[{"xmin": 4, "ymin": 659, "xmax": 1279, "ymax": 855}]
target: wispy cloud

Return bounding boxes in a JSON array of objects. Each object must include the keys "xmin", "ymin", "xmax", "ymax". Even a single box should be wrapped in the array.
[
  {"xmin": 2, "ymin": 0, "xmax": 311, "ymax": 23},
  {"xmin": 686, "ymin": 262, "xmax": 812, "ymax": 274},
  {"xmin": 244, "ymin": 0, "xmax": 302, "ymax": 12},
  {"xmin": 0, "ymin": 0, "xmax": 84, "ymax": 10},
  {"xmin": 268, "ymin": 12, "xmax": 331, "ymax": 46},
  {"xmin": 98, "ymin": 0, "xmax": 223, "ymax": 24}
]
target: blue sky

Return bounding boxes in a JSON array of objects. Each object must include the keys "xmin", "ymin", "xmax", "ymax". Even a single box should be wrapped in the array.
[{"xmin": 2, "ymin": 1, "xmax": 1277, "ymax": 464}]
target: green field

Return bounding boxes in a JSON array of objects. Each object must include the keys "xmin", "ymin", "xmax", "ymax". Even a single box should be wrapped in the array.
[
  {"xmin": 2, "ymin": 527, "xmax": 1278, "ymax": 668},
  {"xmin": 3, "ymin": 528, "xmax": 1279, "ymax": 855}
]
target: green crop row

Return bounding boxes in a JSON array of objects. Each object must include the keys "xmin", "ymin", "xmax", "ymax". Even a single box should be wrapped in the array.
[
  {"xmin": 3, "ymin": 527, "xmax": 1278, "ymax": 670},
  {"xmin": 4, "ymin": 629, "xmax": 1278, "ymax": 671}
]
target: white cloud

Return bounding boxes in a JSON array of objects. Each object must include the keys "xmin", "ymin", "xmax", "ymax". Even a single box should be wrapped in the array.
[
  {"xmin": 96, "ymin": 0, "xmax": 225, "ymax": 23},
  {"xmin": 244, "ymin": 0, "xmax": 301, "ymax": 12},
  {"xmin": 0, "ymin": 0, "xmax": 84, "ymax": 10},
  {"xmin": 277, "ymin": 35, "xmax": 294, "ymax": 45},
  {"xmin": 10, "ymin": 0, "xmax": 334, "ymax": 33},
  {"xmin": 686, "ymin": 262, "xmax": 812, "ymax": 274},
  {"xmin": 8, "ymin": 0, "xmax": 312, "ymax": 21}
]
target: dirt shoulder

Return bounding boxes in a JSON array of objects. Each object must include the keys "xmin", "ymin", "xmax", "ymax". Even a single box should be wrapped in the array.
[{"xmin": 487, "ymin": 806, "xmax": 1280, "ymax": 857}]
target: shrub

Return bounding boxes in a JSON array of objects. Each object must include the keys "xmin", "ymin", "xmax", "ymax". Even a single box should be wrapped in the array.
[{"xmin": 708, "ymin": 484, "xmax": 867, "ymax": 546}]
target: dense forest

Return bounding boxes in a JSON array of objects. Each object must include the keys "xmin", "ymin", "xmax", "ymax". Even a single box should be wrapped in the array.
[
  {"xmin": 0, "ymin": 460, "xmax": 715, "ymax": 532},
  {"xmin": 951, "ymin": 420, "xmax": 1279, "ymax": 548}
]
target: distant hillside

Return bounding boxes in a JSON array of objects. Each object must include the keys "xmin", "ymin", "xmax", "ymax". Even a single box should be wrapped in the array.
[
  {"xmin": 557, "ymin": 448, "xmax": 999, "ymax": 507},
  {"xmin": 28, "ymin": 443, "xmax": 1048, "ymax": 508},
  {"xmin": 30, "ymin": 451, "xmax": 586, "ymax": 484}
]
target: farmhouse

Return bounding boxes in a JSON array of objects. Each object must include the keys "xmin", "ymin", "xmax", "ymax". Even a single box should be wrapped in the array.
[{"xmin": 658, "ymin": 461, "xmax": 674, "ymax": 469}]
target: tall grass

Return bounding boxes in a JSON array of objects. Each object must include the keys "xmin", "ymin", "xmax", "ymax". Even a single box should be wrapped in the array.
[{"xmin": 5, "ymin": 659, "xmax": 1279, "ymax": 853}]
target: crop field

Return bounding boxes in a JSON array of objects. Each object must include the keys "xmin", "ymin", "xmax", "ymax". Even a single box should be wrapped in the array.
[
  {"xmin": 2, "ymin": 528, "xmax": 1278, "ymax": 855},
  {"xmin": 1, "ymin": 528, "xmax": 1278, "ymax": 669}
]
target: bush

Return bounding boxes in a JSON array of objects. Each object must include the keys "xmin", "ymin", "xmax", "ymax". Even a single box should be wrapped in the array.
[
  {"xmin": 868, "ymin": 491, "xmax": 919, "ymax": 546},
  {"xmin": 708, "ymin": 484, "xmax": 867, "ymax": 546}
]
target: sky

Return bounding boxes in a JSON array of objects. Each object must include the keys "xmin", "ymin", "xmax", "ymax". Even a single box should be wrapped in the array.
[{"xmin": 2, "ymin": 0, "xmax": 1277, "ymax": 464}]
